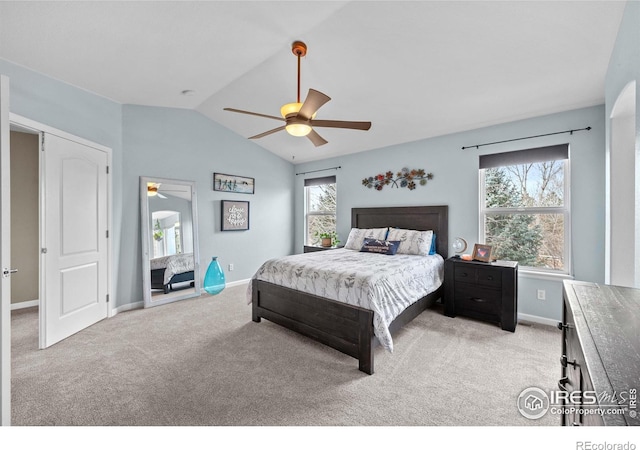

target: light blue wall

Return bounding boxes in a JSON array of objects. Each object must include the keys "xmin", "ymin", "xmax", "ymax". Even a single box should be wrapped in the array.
[
  {"xmin": 1, "ymin": 58, "xmax": 295, "ymax": 309},
  {"xmin": 605, "ymin": 0, "xmax": 640, "ymax": 283},
  {"xmin": 294, "ymin": 105, "xmax": 606, "ymax": 321},
  {"xmin": 606, "ymin": 1, "xmax": 640, "ymax": 110},
  {"xmin": 0, "ymin": 58, "xmax": 126, "ymax": 307},
  {"xmin": 122, "ymin": 105, "xmax": 295, "ymax": 304}
]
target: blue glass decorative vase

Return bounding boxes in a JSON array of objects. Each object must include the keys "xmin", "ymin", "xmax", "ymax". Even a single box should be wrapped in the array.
[{"xmin": 203, "ymin": 256, "xmax": 225, "ymax": 295}]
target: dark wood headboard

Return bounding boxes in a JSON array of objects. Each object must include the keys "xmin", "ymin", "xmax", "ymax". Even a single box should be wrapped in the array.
[{"xmin": 351, "ymin": 205, "xmax": 448, "ymax": 258}]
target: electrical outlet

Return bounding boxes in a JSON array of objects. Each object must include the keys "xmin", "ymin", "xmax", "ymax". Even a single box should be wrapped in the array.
[
  {"xmin": 537, "ymin": 289, "xmax": 546, "ymax": 301},
  {"xmin": 228, "ymin": 263, "xmax": 234, "ymax": 271}
]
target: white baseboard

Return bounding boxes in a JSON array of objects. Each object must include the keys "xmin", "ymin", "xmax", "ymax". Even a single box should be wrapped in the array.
[
  {"xmin": 11, "ymin": 299, "xmax": 39, "ymax": 310},
  {"xmin": 111, "ymin": 301, "xmax": 143, "ymax": 317},
  {"xmin": 518, "ymin": 313, "xmax": 559, "ymax": 327},
  {"xmin": 226, "ymin": 278, "xmax": 250, "ymax": 288},
  {"xmin": 109, "ymin": 279, "xmax": 250, "ymax": 316}
]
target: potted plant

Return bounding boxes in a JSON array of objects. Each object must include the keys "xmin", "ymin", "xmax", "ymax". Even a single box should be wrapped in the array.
[
  {"xmin": 153, "ymin": 219, "xmax": 164, "ymax": 241},
  {"xmin": 314, "ymin": 231, "xmax": 340, "ymax": 248}
]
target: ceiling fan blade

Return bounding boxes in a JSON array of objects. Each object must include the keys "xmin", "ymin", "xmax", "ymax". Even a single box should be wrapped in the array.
[
  {"xmin": 157, "ymin": 193, "xmax": 167, "ymax": 199},
  {"xmin": 306, "ymin": 129, "xmax": 328, "ymax": 147},
  {"xmin": 248, "ymin": 126, "xmax": 286, "ymax": 140},
  {"xmin": 311, "ymin": 119, "xmax": 372, "ymax": 131},
  {"xmin": 224, "ymin": 108, "xmax": 284, "ymax": 122},
  {"xmin": 297, "ymin": 89, "xmax": 331, "ymax": 120}
]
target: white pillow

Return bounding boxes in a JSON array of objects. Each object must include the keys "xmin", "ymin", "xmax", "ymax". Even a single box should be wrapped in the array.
[
  {"xmin": 344, "ymin": 228, "xmax": 388, "ymax": 250},
  {"xmin": 386, "ymin": 228, "xmax": 433, "ymax": 256}
]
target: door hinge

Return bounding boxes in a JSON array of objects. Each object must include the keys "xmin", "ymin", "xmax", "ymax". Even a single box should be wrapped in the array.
[
  {"xmin": 41, "ymin": 248, "xmax": 47, "ymax": 254},
  {"xmin": 106, "ymin": 166, "xmax": 109, "ymax": 174},
  {"xmin": 106, "ymin": 230, "xmax": 109, "ymax": 238},
  {"xmin": 106, "ymin": 294, "xmax": 110, "ymax": 303},
  {"xmin": 41, "ymin": 134, "xmax": 45, "ymax": 151}
]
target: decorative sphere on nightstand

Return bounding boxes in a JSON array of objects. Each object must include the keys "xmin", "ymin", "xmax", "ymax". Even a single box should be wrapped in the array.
[{"xmin": 452, "ymin": 237, "xmax": 468, "ymax": 255}]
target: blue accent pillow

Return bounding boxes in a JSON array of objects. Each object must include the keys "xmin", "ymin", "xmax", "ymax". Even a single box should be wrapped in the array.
[
  {"xmin": 360, "ymin": 238, "xmax": 400, "ymax": 255},
  {"xmin": 429, "ymin": 233, "xmax": 437, "ymax": 255}
]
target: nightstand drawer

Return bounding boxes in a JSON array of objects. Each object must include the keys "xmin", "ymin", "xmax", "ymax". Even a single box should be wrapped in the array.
[
  {"xmin": 477, "ymin": 267, "xmax": 502, "ymax": 288},
  {"xmin": 454, "ymin": 265, "xmax": 502, "ymax": 288},
  {"xmin": 454, "ymin": 284, "xmax": 501, "ymax": 316}
]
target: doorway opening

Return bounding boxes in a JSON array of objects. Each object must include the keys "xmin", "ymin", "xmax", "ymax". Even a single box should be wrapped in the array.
[{"xmin": 9, "ymin": 125, "xmax": 39, "ymax": 340}]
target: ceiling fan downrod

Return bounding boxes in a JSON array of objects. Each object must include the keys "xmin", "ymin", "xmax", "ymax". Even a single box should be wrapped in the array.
[{"xmin": 291, "ymin": 41, "xmax": 307, "ymax": 104}]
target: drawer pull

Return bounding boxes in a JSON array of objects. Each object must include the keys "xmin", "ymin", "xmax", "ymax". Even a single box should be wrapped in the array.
[
  {"xmin": 558, "ymin": 376, "xmax": 569, "ymax": 392},
  {"xmin": 470, "ymin": 297, "xmax": 487, "ymax": 303},
  {"xmin": 486, "ymin": 276, "xmax": 493, "ymax": 281},
  {"xmin": 560, "ymin": 355, "xmax": 576, "ymax": 368},
  {"xmin": 460, "ymin": 273, "xmax": 468, "ymax": 277}
]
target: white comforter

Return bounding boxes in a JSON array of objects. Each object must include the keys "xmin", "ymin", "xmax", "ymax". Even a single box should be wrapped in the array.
[
  {"xmin": 150, "ymin": 253, "xmax": 195, "ymax": 285},
  {"xmin": 248, "ymin": 248, "xmax": 444, "ymax": 351}
]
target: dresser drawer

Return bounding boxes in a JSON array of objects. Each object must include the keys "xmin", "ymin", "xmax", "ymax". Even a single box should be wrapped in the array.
[
  {"xmin": 454, "ymin": 265, "xmax": 502, "ymax": 288},
  {"xmin": 454, "ymin": 283, "xmax": 501, "ymax": 316}
]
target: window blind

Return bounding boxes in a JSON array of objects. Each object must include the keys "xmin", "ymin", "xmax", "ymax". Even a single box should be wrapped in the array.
[
  {"xmin": 304, "ymin": 175, "xmax": 336, "ymax": 187},
  {"xmin": 479, "ymin": 144, "xmax": 569, "ymax": 169}
]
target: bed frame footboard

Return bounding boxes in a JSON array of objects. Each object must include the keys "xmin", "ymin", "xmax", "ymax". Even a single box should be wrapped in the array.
[{"xmin": 252, "ymin": 280, "xmax": 375, "ymax": 374}]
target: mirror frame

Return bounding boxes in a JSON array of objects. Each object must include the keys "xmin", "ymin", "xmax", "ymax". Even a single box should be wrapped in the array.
[{"xmin": 140, "ymin": 176, "xmax": 201, "ymax": 307}]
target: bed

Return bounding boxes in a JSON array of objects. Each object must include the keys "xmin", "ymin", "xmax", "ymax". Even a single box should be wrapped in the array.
[
  {"xmin": 250, "ymin": 205, "xmax": 448, "ymax": 374},
  {"xmin": 149, "ymin": 253, "xmax": 195, "ymax": 294}
]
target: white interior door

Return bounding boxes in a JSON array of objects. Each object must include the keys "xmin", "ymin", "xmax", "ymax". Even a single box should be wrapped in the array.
[
  {"xmin": 40, "ymin": 132, "xmax": 109, "ymax": 348},
  {"xmin": 0, "ymin": 75, "xmax": 11, "ymax": 425}
]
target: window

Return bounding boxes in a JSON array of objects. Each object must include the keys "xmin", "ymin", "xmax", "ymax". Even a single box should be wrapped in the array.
[
  {"xmin": 479, "ymin": 145, "xmax": 570, "ymax": 273},
  {"xmin": 305, "ymin": 176, "xmax": 337, "ymax": 246}
]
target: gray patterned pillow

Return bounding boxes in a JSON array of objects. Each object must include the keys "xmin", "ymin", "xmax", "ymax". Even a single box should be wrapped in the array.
[
  {"xmin": 344, "ymin": 228, "xmax": 388, "ymax": 250},
  {"xmin": 386, "ymin": 228, "xmax": 434, "ymax": 256}
]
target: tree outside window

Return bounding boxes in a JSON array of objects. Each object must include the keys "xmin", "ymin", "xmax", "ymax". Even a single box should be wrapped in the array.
[
  {"xmin": 480, "ymin": 146, "xmax": 569, "ymax": 273},
  {"xmin": 305, "ymin": 177, "xmax": 337, "ymax": 246}
]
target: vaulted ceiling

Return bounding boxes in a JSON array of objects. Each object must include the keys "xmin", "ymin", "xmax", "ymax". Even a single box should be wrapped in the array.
[{"xmin": 0, "ymin": 1, "xmax": 627, "ymax": 163}]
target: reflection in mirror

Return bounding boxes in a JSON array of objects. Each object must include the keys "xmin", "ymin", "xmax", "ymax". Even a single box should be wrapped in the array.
[{"xmin": 140, "ymin": 177, "xmax": 201, "ymax": 308}]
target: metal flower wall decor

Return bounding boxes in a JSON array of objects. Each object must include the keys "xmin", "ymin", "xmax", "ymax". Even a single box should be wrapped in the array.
[{"xmin": 362, "ymin": 168, "xmax": 433, "ymax": 191}]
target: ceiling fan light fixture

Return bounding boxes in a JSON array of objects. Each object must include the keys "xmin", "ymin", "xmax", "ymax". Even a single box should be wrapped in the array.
[
  {"xmin": 280, "ymin": 102, "xmax": 303, "ymax": 118},
  {"xmin": 285, "ymin": 123, "xmax": 312, "ymax": 137},
  {"xmin": 281, "ymin": 102, "xmax": 313, "ymax": 136}
]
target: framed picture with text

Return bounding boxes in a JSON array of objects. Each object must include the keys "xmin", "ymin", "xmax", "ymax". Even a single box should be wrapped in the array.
[{"xmin": 221, "ymin": 200, "xmax": 250, "ymax": 231}]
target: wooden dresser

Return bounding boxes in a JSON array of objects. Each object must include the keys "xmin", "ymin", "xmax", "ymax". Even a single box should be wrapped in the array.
[{"xmin": 560, "ymin": 280, "xmax": 640, "ymax": 426}]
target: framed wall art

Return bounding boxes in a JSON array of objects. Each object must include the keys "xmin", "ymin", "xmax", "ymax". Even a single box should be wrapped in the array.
[
  {"xmin": 213, "ymin": 172, "xmax": 254, "ymax": 194},
  {"xmin": 472, "ymin": 244, "xmax": 493, "ymax": 262},
  {"xmin": 221, "ymin": 200, "xmax": 250, "ymax": 231}
]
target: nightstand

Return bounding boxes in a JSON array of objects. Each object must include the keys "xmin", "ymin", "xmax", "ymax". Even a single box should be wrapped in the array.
[
  {"xmin": 303, "ymin": 245, "xmax": 344, "ymax": 253},
  {"xmin": 444, "ymin": 257, "xmax": 518, "ymax": 332}
]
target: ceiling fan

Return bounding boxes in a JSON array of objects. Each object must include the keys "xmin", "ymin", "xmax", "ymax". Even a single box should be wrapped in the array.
[
  {"xmin": 224, "ymin": 41, "xmax": 371, "ymax": 147},
  {"xmin": 147, "ymin": 182, "xmax": 189, "ymax": 199},
  {"xmin": 147, "ymin": 183, "xmax": 167, "ymax": 198}
]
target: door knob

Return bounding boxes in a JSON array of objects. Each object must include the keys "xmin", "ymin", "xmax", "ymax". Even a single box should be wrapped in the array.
[{"xmin": 2, "ymin": 268, "xmax": 18, "ymax": 278}]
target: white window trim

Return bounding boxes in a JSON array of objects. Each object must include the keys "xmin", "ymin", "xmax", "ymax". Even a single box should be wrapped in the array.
[
  {"xmin": 479, "ymin": 159, "xmax": 572, "ymax": 276},
  {"xmin": 304, "ymin": 182, "xmax": 337, "ymax": 245}
]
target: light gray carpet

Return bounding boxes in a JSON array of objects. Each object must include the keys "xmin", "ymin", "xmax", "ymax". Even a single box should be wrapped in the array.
[{"xmin": 11, "ymin": 284, "xmax": 561, "ymax": 426}]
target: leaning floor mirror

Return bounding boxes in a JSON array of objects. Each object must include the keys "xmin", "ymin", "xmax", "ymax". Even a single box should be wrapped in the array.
[{"xmin": 140, "ymin": 176, "xmax": 201, "ymax": 308}]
